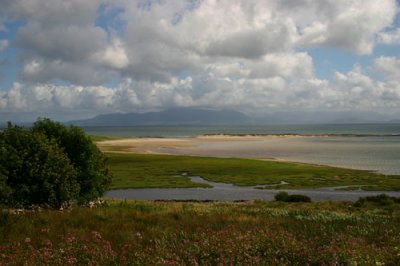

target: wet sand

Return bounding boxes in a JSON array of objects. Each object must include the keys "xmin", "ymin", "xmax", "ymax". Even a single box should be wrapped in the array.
[{"xmin": 97, "ymin": 135, "xmax": 304, "ymax": 157}]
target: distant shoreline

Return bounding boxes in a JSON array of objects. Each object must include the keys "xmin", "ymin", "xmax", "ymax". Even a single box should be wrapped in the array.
[
  {"xmin": 92, "ymin": 133, "xmax": 400, "ymax": 141},
  {"xmin": 201, "ymin": 133, "xmax": 400, "ymax": 137}
]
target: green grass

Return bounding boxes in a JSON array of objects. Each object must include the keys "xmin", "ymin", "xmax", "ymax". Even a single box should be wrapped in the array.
[
  {"xmin": 89, "ymin": 135, "xmax": 123, "ymax": 142},
  {"xmin": 106, "ymin": 153, "xmax": 400, "ymax": 191},
  {"xmin": 1, "ymin": 200, "xmax": 400, "ymax": 265},
  {"xmin": 107, "ymin": 153, "xmax": 212, "ymax": 189}
]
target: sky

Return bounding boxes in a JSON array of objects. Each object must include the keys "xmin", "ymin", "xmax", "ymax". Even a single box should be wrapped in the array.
[{"xmin": 0, "ymin": 0, "xmax": 400, "ymax": 122}]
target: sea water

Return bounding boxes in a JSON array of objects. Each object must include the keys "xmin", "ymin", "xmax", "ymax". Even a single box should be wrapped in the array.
[{"xmin": 83, "ymin": 123, "xmax": 400, "ymax": 137}]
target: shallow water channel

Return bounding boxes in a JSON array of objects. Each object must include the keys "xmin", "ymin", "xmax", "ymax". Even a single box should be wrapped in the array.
[{"xmin": 105, "ymin": 175, "xmax": 400, "ymax": 201}]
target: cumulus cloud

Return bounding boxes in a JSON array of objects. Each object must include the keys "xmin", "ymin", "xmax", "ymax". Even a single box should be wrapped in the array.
[
  {"xmin": 1, "ymin": 0, "xmax": 112, "ymax": 85},
  {"xmin": 1, "ymin": 0, "xmax": 100, "ymax": 26},
  {"xmin": 4, "ymin": 0, "xmax": 398, "ymax": 83},
  {"xmin": 17, "ymin": 23, "xmax": 107, "ymax": 62},
  {"xmin": 374, "ymin": 56, "xmax": 400, "ymax": 81},
  {"xmin": 21, "ymin": 59, "xmax": 111, "ymax": 85},
  {"xmin": 378, "ymin": 28, "xmax": 400, "ymax": 44},
  {"xmin": 2, "ymin": 63, "xmax": 400, "ymax": 120},
  {"xmin": 0, "ymin": 0, "xmax": 399, "ymax": 120},
  {"xmin": 293, "ymin": 0, "xmax": 397, "ymax": 54},
  {"xmin": 94, "ymin": 39, "xmax": 129, "ymax": 69}
]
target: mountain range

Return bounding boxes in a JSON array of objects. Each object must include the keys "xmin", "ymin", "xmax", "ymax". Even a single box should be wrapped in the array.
[{"xmin": 69, "ymin": 108, "xmax": 251, "ymax": 126}]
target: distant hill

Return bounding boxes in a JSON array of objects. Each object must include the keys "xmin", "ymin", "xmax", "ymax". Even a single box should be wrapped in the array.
[{"xmin": 69, "ymin": 108, "xmax": 251, "ymax": 126}]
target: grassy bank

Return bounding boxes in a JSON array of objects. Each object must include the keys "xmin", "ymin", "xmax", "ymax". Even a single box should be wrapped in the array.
[
  {"xmin": 1, "ymin": 200, "xmax": 399, "ymax": 265},
  {"xmin": 90, "ymin": 135, "xmax": 124, "ymax": 142},
  {"xmin": 107, "ymin": 153, "xmax": 400, "ymax": 191}
]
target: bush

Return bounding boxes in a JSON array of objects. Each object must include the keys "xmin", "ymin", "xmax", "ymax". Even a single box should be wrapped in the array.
[
  {"xmin": 275, "ymin": 192, "xmax": 312, "ymax": 203},
  {"xmin": 354, "ymin": 194, "xmax": 398, "ymax": 207},
  {"xmin": 0, "ymin": 119, "xmax": 112, "ymax": 208},
  {"xmin": 286, "ymin": 194, "xmax": 312, "ymax": 203},
  {"xmin": 32, "ymin": 118, "xmax": 111, "ymax": 203},
  {"xmin": 275, "ymin": 192, "xmax": 289, "ymax": 202}
]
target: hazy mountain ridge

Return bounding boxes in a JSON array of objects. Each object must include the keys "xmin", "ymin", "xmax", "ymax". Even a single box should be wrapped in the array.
[
  {"xmin": 69, "ymin": 108, "xmax": 251, "ymax": 126},
  {"xmin": 2, "ymin": 109, "xmax": 399, "ymax": 127}
]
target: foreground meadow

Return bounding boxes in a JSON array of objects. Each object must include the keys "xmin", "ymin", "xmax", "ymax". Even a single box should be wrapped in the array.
[{"xmin": 1, "ymin": 200, "xmax": 400, "ymax": 265}]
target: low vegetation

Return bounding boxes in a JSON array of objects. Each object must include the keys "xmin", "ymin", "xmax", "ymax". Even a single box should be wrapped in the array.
[
  {"xmin": 355, "ymin": 194, "xmax": 400, "ymax": 207},
  {"xmin": 106, "ymin": 152, "xmax": 400, "ymax": 191},
  {"xmin": 89, "ymin": 135, "xmax": 123, "ymax": 142},
  {"xmin": 274, "ymin": 191, "xmax": 312, "ymax": 202},
  {"xmin": 1, "ymin": 200, "xmax": 400, "ymax": 265}
]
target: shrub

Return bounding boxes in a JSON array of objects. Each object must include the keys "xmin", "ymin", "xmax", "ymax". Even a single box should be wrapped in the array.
[
  {"xmin": 0, "ymin": 125, "xmax": 79, "ymax": 208},
  {"xmin": 32, "ymin": 118, "xmax": 112, "ymax": 203},
  {"xmin": 275, "ymin": 192, "xmax": 311, "ymax": 203},
  {"xmin": 275, "ymin": 191, "xmax": 290, "ymax": 201},
  {"xmin": 287, "ymin": 194, "xmax": 312, "ymax": 202},
  {"xmin": 355, "ymin": 194, "xmax": 398, "ymax": 207},
  {"xmin": 0, "ymin": 119, "xmax": 112, "ymax": 208}
]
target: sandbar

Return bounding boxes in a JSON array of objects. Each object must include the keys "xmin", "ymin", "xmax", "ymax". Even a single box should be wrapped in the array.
[{"xmin": 97, "ymin": 135, "xmax": 310, "ymax": 156}]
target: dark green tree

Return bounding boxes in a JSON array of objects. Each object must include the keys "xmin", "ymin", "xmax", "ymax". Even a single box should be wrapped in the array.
[
  {"xmin": 32, "ymin": 118, "xmax": 111, "ymax": 203},
  {"xmin": 0, "ymin": 124, "xmax": 79, "ymax": 208},
  {"xmin": 0, "ymin": 138, "xmax": 12, "ymax": 204}
]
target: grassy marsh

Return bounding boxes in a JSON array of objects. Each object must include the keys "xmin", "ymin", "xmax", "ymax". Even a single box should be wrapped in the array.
[{"xmin": 107, "ymin": 153, "xmax": 400, "ymax": 191}]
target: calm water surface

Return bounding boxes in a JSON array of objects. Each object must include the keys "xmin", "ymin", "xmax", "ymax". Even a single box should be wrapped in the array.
[{"xmin": 84, "ymin": 124, "xmax": 400, "ymax": 137}]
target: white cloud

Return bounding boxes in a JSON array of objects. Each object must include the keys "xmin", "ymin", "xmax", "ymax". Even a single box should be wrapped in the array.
[
  {"xmin": 22, "ymin": 60, "xmax": 42, "ymax": 77},
  {"xmin": 94, "ymin": 39, "xmax": 129, "ymax": 69},
  {"xmin": 17, "ymin": 23, "xmax": 107, "ymax": 62},
  {"xmin": 248, "ymin": 52, "xmax": 314, "ymax": 79},
  {"xmin": 204, "ymin": 52, "xmax": 314, "ymax": 80},
  {"xmin": 4, "ymin": 83, "xmax": 28, "ymax": 110},
  {"xmin": 374, "ymin": 56, "xmax": 400, "ymax": 81},
  {"xmin": 2, "ymin": 63, "xmax": 400, "ymax": 120},
  {"xmin": 332, "ymin": 65, "xmax": 400, "ymax": 109},
  {"xmin": 2, "ymin": 0, "xmax": 100, "ymax": 26},
  {"xmin": 21, "ymin": 59, "xmax": 110, "ymax": 85},
  {"xmin": 3, "ymin": 0, "xmax": 397, "ymax": 84},
  {"xmin": 378, "ymin": 28, "xmax": 400, "ymax": 44},
  {"xmin": 294, "ymin": 0, "xmax": 397, "ymax": 54}
]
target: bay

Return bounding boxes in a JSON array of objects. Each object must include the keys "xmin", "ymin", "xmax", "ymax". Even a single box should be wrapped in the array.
[{"xmin": 83, "ymin": 123, "xmax": 400, "ymax": 137}]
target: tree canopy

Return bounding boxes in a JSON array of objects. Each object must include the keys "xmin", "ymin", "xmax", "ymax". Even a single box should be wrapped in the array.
[{"xmin": 0, "ymin": 119, "xmax": 111, "ymax": 208}]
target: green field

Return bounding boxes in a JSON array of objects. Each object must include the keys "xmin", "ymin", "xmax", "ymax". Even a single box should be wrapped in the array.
[
  {"xmin": 90, "ymin": 135, "xmax": 123, "ymax": 142},
  {"xmin": 1, "ymin": 200, "xmax": 400, "ymax": 265},
  {"xmin": 107, "ymin": 153, "xmax": 400, "ymax": 191}
]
